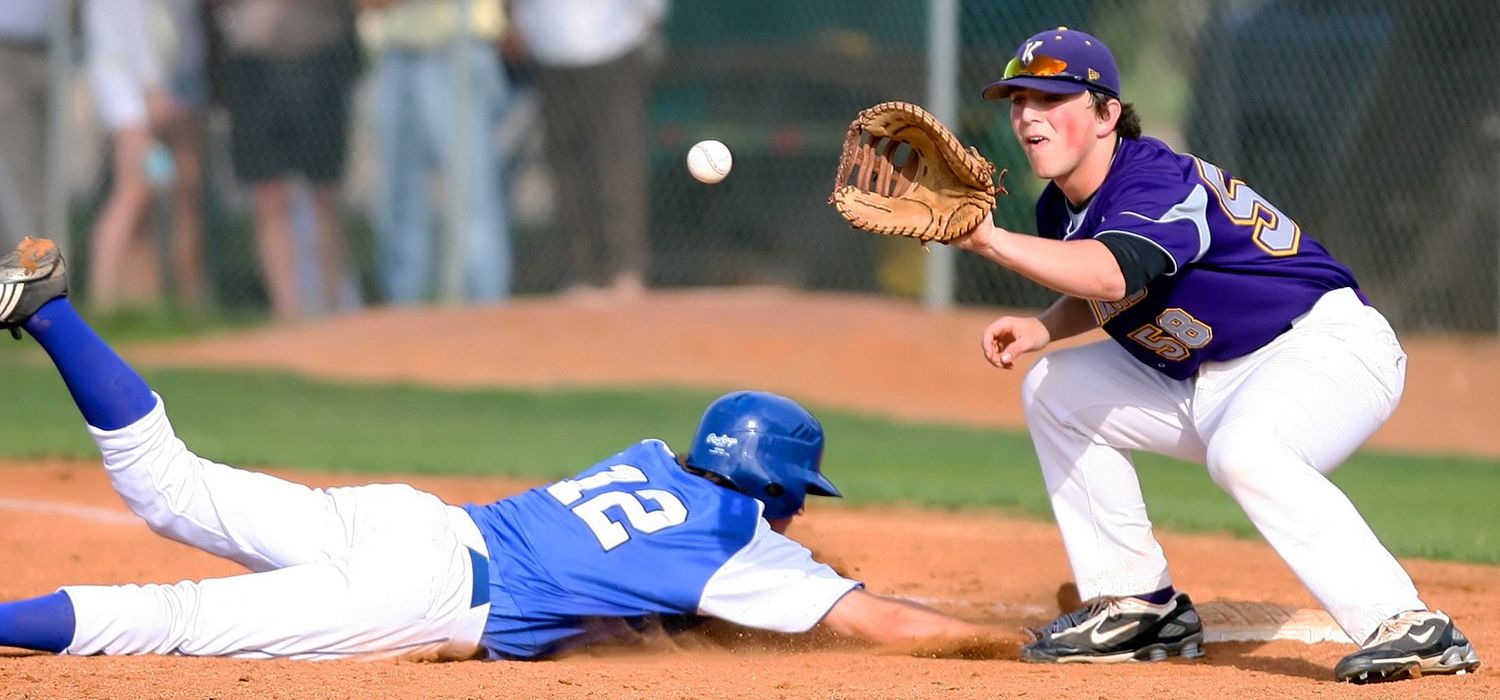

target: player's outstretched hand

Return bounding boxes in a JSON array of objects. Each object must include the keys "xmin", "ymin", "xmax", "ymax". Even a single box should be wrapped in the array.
[
  {"xmin": 981, "ymin": 315, "xmax": 1051, "ymax": 369},
  {"xmin": 949, "ymin": 216, "xmax": 999, "ymax": 254}
]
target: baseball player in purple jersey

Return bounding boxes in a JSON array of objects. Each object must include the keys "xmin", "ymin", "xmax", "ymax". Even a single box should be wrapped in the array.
[
  {"xmin": 0, "ymin": 238, "xmax": 990, "ymax": 660},
  {"xmin": 952, "ymin": 27, "xmax": 1481, "ymax": 683}
]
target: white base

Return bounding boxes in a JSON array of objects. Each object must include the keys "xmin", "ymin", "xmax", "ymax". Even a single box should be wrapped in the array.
[{"xmin": 1198, "ymin": 600, "xmax": 1351, "ymax": 644}]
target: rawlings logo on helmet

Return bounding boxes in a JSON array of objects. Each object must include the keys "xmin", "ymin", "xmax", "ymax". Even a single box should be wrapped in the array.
[
  {"xmin": 687, "ymin": 391, "xmax": 842, "ymax": 520},
  {"xmin": 705, "ymin": 432, "xmax": 738, "ymax": 456}
]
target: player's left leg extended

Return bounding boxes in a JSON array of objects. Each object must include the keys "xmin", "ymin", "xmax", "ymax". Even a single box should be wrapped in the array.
[
  {"xmin": 0, "ymin": 238, "xmax": 490, "ymax": 659},
  {"xmin": 4, "ymin": 238, "xmax": 433, "ymax": 571},
  {"xmin": 7, "ymin": 240, "xmax": 352, "ymax": 570},
  {"xmin": 1196, "ymin": 288, "xmax": 1479, "ymax": 682}
]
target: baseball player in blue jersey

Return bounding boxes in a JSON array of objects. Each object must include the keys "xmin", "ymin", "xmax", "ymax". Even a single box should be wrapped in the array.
[
  {"xmin": 0, "ymin": 239, "xmax": 988, "ymax": 660},
  {"xmin": 953, "ymin": 27, "xmax": 1481, "ymax": 683}
]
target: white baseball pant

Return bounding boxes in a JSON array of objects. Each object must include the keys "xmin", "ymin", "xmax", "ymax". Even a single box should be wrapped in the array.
[
  {"xmin": 1021, "ymin": 287, "xmax": 1423, "ymax": 645},
  {"xmin": 60, "ymin": 397, "xmax": 491, "ymax": 659}
]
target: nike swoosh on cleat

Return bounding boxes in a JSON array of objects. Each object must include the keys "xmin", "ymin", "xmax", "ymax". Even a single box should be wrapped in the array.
[
  {"xmin": 1367, "ymin": 654, "xmax": 1420, "ymax": 665},
  {"xmin": 1088, "ymin": 620, "xmax": 1141, "ymax": 646},
  {"xmin": 1408, "ymin": 626, "xmax": 1437, "ymax": 645}
]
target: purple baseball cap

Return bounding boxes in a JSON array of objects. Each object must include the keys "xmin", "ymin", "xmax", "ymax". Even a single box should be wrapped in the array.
[{"xmin": 981, "ymin": 27, "xmax": 1121, "ymax": 100}]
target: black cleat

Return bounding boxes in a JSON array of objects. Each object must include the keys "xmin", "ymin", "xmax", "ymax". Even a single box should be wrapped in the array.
[
  {"xmin": 1021, "ymin": 592, "xmax": 1206, "ymax": 663},
  {"xmin": 1336, "ymin": 610, "xmax": 1481, "ymax": 684},
  {"xmin": 0, "ymin": 237, "xmax": 68, "ymax": 338}
]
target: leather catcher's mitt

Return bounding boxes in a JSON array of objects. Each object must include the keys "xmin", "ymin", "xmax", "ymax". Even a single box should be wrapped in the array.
[{"xmin": 829, "ymin": 101, "xmax": 1004, "ymax": 243}]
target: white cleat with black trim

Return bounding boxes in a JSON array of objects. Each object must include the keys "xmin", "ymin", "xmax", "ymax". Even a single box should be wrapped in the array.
[
  {"xmin": 1336, "ymin": 610, "xmax": 1481, "ymax": 684},
  {"xmin": 1021, "ymin": 592, "xmax": 1206, "ymax": 663}
]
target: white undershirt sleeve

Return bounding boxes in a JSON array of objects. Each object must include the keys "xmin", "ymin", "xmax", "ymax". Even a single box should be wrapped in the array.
[{"xmin": 696, "ymin": 518, "xmax": 862, "ymax": 633}]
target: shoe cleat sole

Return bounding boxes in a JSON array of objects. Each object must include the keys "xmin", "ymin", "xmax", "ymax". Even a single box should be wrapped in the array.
[
  {"xmin": 1341, "ymin": 645, "xmax": 1481, "ymax": 684},
  {"xmin": 1027, "ymin": 634, "xmax": 1207, "ymax": 665}
]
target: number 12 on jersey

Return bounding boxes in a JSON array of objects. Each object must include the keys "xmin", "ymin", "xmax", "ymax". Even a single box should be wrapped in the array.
[{"xmin": 547, "ymin": 464, "xmax": 689, "ymax": 551}]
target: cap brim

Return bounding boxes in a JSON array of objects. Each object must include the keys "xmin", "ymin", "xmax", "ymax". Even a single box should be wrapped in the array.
[{"xmin": 981, "ymin": 76, "xmax": 1092, "ymax": 101}]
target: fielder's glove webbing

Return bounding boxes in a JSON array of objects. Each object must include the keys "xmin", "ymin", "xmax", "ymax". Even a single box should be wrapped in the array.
[{"xmin": 829, "ymin": 100, "xmax": 1005, "ymax": 244}]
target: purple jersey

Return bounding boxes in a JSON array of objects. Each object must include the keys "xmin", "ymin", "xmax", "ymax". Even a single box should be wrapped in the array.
[{"xmin": 1035, "ymin": 137, "xmax": 1360, "ymax": 379}]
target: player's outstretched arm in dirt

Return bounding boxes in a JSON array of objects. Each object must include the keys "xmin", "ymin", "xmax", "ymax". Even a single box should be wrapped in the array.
[{"xmin": 819, "ymin": 589, "xmax": 986, "ymax": 645}]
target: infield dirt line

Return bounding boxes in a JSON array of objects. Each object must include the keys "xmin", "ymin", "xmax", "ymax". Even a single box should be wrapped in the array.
[{"xmin": 0, "ymin": 496, "xmax": 142, "ymax": 526}]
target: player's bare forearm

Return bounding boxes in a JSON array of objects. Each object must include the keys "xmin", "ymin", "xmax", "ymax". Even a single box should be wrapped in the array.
[
  {"xmin": 958, "ymin": 219, "xmax": 1127, "ymax": 301},
  {"xmin": 1037, "ymin": 295, "xmax": 1100, "ymax": 342},
  {"xmin": 988, "ymin": 233, "xmax": 1125, "ymax": 300},
  {"xmin": 820, "ymin": 589, "xmax": 986, "ymax": 645}
]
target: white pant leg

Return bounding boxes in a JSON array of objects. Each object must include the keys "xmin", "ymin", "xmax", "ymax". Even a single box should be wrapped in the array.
[
  {"xmin": 62, "ymin": 505, "xmax": 491, "ymax": 660},
  {"xmin": 1194, "ymin": 289, "xmax": 1421, "ymax": 644},
  {"xmin": 1022, "ymin": 341, "xmax": 1206, "ymax": 599},
  {"xmin": 89, "ymin": 396, "xmax": 370, "ymax": 571}
]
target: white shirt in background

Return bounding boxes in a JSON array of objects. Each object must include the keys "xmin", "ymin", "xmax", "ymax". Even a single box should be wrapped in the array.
[
  {"xmin": 511, "ymin": 0, "xmax": 668, "ymax": 67},
  {"xmin": 85, "ymin": 0, "xmax": 207, "ymax": 130}
]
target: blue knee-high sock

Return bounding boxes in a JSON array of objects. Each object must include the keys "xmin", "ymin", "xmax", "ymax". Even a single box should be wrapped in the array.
[
  {"xmin": 22, "ymin": 298, "xmax": 156, "ymax": 430},
  {"xmin": 0, "ymin": 591, "xmax": 76, "ymax": 653}
]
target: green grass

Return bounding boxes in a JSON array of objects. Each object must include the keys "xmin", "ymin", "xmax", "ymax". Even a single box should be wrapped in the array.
[
  {"xmin": 0, "ymin": 357, "xmax": 1495, "ymax": 564},
  {"xmin": 77, "ymin": 305, "xmax": 269, "ymax": 343}
]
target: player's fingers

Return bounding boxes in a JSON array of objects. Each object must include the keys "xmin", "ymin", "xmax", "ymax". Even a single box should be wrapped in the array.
[
  {"xmin": 979, "ymin": 327, "xmax": 997, "ymax": 364},
  {"xmin": 999, "ymin": 339, "xmax": 1030, "ymax": 369},
  {"xmin": 981, "ymin": 325, "xmax": 1013, "ymax": 368}
]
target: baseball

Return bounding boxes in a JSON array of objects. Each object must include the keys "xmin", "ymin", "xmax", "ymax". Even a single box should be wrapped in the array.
[{"xmin": 687, "ymin": 139, "xmax": 733, "ymax": 184}]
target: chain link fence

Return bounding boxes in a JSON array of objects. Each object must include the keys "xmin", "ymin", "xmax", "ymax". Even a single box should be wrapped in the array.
[{"xmin": 17, "ymin": 0, "xmax": 1500, "ymax": 330}]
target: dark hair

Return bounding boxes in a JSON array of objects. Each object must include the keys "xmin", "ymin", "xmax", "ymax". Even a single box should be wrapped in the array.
[
  {"xmin": 679, "ymin": 456, "xmax": 738, "ymax": 489},
  {"xmin": 1091, "ymin": 92, "xmax": 1141, "ymax": 139}
]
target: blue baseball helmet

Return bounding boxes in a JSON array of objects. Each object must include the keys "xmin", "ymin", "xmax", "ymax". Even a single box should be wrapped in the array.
[{"xmin": 686, "ymin": 391, "xmax": 841, "ymax": 519}]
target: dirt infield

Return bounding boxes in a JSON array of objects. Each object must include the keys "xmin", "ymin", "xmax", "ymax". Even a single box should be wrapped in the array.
[{"xmin": 1, "ymin": 289, "xmax": 1496, "ymax": 698}]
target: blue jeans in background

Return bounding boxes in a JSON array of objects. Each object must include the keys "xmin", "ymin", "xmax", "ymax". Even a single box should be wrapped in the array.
[{"xmin": 374, "ymin": 40, "xmax": 512, "ymax": 303}]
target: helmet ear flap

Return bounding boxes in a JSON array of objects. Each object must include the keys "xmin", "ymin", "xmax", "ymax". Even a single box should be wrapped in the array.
[{"xmin": 764, "ymin": 483, "xmax": 785, "ymax": 498}]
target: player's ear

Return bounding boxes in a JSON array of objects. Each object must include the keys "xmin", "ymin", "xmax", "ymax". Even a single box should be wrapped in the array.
[{"xmin": 1094, "ymin": 96, "xmax": 1122, "ymax": 138}]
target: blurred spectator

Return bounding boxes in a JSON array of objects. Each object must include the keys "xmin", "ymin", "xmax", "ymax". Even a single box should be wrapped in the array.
[
  {"xmin": 84, "ymin": 0, "xmax": 212, "ymax": 313},
  {"xmin": 362, "ymin": 0, "xmax": 512, "ymax": 304},
  {"xmin": 214, "ymin": 0, "xmax": 361, "ymax": 320},
  {"xmin": 0, "ymin": 0, "xmax": 51, "ymax": 249},
  {"xmin": 509, "ymin": 0, "xmax": 668, "ymax": 299}
]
